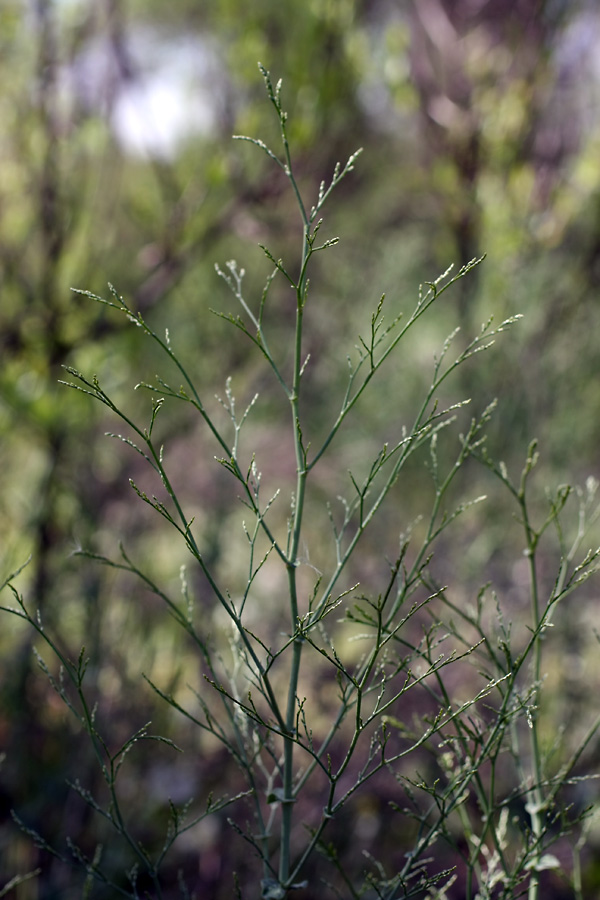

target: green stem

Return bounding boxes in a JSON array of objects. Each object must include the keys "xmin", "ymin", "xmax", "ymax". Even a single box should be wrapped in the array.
[
  {"xmin": 518, "ymin": 479, "xmax": 544, "ymax": 900},
  {"xmin": 279, "ymin": 228, "xmax": 310, "ymax": 888}
]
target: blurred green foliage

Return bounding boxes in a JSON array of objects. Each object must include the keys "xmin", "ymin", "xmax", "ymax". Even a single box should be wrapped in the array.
[{"xmin": 2, "ymin": 0, "xmax": 600, "ymax": 897}]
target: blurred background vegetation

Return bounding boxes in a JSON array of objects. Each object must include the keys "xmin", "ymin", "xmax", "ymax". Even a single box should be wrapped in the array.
[{"xmin": 2, "ymin": 0, "xmax": 600, "ymax": 897}]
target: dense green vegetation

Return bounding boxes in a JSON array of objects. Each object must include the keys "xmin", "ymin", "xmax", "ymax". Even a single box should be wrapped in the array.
[{"xmin": 2, "ymin": 2, "xmax": 600, "ymax": 897}]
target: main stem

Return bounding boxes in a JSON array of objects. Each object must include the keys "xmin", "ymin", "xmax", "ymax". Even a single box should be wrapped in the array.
[
  {"xmin": 520, "ymin": 494, "xmax": 544, "ymax": 900},
  {"xmin": 279, "ymin": 227, "xmax": 310, "ymax": 889}
]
